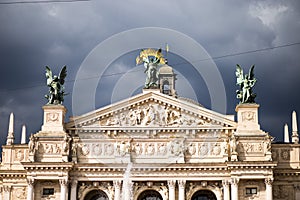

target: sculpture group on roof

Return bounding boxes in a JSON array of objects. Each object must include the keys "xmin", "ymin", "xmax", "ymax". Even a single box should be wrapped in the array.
[
  {"xmin": 45, "ymin": 66, "xmax": 67, "ymax": 105},
  {"xmin": 235, "ymin": 64, "xmax": 257, "ymax": 104}
]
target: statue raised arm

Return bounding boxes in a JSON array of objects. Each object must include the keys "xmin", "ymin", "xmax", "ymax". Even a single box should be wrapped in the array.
[
  {"xmin": 235, "ymin": 64, "xmax": 256, "ymax": 103},
  {"xmin": 45, "ymin": 66, "xmax": 67, "ymax": 105}
]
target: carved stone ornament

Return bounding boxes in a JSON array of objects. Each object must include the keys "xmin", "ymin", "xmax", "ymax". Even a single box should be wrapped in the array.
[
  {"xmin": 13, "ymin": 187, "xmax": 26, "ymax": 200},
  {"xmin": 15, "ymin": 149, "xmax": 24, "ymax": 161},
  {"xmin": 241, "ymin": 111, "xmax": 255, "ymax": 122},
  {"xmin": 280, "ymin": 149, "xmax": 290, "ymax": 160},
  {"xmin": 104, "ymin": 144, "xmax": 114, "ymax": 156},
  {"xmin": 80, "ymin": 144, "xmax": 90, "ymax": 156},
  {"xmin": 100, "ymin": 103, "xmax": 213, "ymax": 128},
  {"xmin": 46, "ymin": 112, "xmax": 60, "ymax": 123}
]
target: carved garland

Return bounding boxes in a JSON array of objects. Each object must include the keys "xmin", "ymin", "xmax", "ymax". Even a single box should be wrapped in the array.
[
  {"xmin": 186, "ymin": 183, "xmax": 222, "ymax": 200},
  {"xmin": 133, "ymin": 185, "xmax": 168, "ymax": 200}
]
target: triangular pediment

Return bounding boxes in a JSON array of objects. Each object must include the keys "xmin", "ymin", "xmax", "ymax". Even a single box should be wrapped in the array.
[{"xmin": 66, "ymin": 90, "xmax": 237, "ymax": 130}]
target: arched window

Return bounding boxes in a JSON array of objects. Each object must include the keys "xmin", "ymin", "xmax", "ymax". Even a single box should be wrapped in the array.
[
  {"xmin": 162, "ymin": 80, "xmax": 170, "ymax": 95},
  {"xmin": 191, "ymin": 190, "xmax": 217, "ymax": 200},
  {"xmin": 138, "ymin": 190, "xmax": 163, "ymax": 200},
  {"xmin": 84, "ymin": 190, "xmax": 108, "ymax": 200}
]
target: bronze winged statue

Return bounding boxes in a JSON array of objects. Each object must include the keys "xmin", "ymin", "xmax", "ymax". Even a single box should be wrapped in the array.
[
  {"xmin": 45, "ymin": 66, "xmax": 67, "ymax": 105},
  {"xmin": 236, "ymin": 64, "xmax": 256, "ymax": 103}
]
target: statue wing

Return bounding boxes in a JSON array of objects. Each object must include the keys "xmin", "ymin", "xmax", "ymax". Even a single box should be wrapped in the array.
[
  {"xmin": 59, "ymin": 66, "xmax": 67, "ymax": 85},
  {"xmin": 45, "ymin": 66, "xmax": 53, "ymax": 86},
  {"xmin": 236, "ymin": 64, "xmax": 243, "ymax": 85},
  {"xmin": 248, "ymin": 65, "xmax": 255, "ymax": 80}
]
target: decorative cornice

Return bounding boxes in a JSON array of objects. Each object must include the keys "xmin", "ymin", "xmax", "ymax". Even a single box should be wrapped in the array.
[{"xmin": 21, "ymin": 162, "xmax": 73, "ymax": 171}]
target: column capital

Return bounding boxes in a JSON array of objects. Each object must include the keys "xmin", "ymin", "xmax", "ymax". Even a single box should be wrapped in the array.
[
  {"xmin": 178, "ymin": 180, "xmax": 186, "ymax": 188},
  {"xmin": 113, "ymin": 180, "xmax": 122, "ymax": 189},
  {"xmin": 231, "ymin": 177, "xmax": 239, "ymax": 186},
  {"xmin": 3, "ymin": 185, "xmax": 11, "ymax": 192},
  {"xmin": 27, "ymin": 178, "xmax": 35, "ymax": 186},
  {"xmin": 71, "ymin": 179, "xmax": 78, "ymax": 187},
  {"xmin": 59, "ymin": 178, "xmax": 69, "ymax": 186},
  {"xmin": 265, "ymin": 177, "xmax": 274, "ymax": 186},
  {"xmin": 168, "ymin": 180, "xmax": 176, "ymax": 189},
  {"xmin": 222, "ymin": 179, "xmax": 230, "ymax": 186}
]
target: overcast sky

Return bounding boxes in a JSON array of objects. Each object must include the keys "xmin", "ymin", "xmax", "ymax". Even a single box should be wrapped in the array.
[{"xmin": 0, "ymin": 0, "xmax": 300, "ymax": 146}]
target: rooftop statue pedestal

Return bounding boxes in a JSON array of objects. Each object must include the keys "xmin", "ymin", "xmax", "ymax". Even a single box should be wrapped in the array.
[
  {"xmin": 33, "ymin": 104, "xmax": 71, "ymax": 162},
  {"xmin": 235, "ymin": 103, "xmax": 272, "ymax": 161},
  {"xmin": 235, "ymin": 103, "xmax": 261, "ymax": 133},
  {"xmin": 41, "ymin": 104, "xmax": 67, "ymax": 134}
]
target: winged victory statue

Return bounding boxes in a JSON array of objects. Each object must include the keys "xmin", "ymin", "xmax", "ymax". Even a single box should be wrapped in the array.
[
  {"xmin": 136, "ymin": 48, "xmax": 166, "ymax": 89},
  {"xmin": 45, "ymin": 66, "xmax": 67, "ymax": 105},
  {"xmin": 235, "ymin": 64, "xmax": 257, "ymax": 104}
]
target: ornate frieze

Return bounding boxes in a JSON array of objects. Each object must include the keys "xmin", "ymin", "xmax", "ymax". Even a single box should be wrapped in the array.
[{"xmin": 100, "ymin": 103, "xmax": 214, "ymax": 128}]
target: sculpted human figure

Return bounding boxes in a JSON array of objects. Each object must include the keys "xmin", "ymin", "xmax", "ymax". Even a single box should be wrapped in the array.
[
  {"xmin": 45, "ymin": 66, "xmax": 67, "ymax": 105},
  {"xmin": 136, "ymin": 48, "xmax": 166, "ymax": 89},
  {"xmin": 28, "ymin": 134, "xmax": 35, "ymax": 154},
  {"xmin": 235, "ymin": 64, "xmax": 256, "ymax": 103},
  {"xmin": 230, "ymin": 135, "xmax": 238, "ymax": 153},
  {"xmin": 62, "ymin": 135, "xmax": 69, "ymax": 153}
]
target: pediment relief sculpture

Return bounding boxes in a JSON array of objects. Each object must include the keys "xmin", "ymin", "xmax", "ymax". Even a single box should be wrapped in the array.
[{"xmin": 99, "ymin": 103, "xmax": 216, "ymax": 127}]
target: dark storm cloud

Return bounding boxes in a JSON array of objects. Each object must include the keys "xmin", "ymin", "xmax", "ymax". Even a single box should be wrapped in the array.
[{"xmin": 0, "ymin": 0, "xmax": 299, "ymax": 145}]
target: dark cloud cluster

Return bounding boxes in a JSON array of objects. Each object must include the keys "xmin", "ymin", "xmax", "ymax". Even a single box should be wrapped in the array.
[{"xmin": 0, "ymin": 0, "xmax": 300, "ymax": 146}]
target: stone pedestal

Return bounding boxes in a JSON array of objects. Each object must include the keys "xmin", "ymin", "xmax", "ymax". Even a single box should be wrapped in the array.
[
  {"xmin": 236, "ymin": 104, "xmax": 260, "ymax": 132},
  {"xmin": 41, "ymin": 105, "xmax": 67, "ymax": 133}
]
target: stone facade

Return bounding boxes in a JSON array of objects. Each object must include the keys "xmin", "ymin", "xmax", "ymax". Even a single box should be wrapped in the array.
[{"xmin": 0, "ymin": 65, "xmax": 300, "ymax": 200}]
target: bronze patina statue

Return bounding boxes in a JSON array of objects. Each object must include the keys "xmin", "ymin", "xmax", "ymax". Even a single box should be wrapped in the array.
[
  {"xmin": 45, "ymin": 66, "xmax": 67, "ymax": 105},
  {"xmin": 136, "ymin": 48, "xmax": 166, "ymax": 89},
  {"xmin": 235, "ymin": 64, "xmax": 257, "ymax": 103}
]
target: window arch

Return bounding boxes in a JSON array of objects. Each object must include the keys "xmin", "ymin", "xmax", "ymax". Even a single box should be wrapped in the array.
[
  {"xmin": 191, "ymin": 190, "xmax": 217, "ymax": 200},
  {"xmin": 137, "ymin": 190, "xmax": 163, "ymax": 200},
  {"xmin": 162, "ymin": 80, "xmax": 170, "ymax": 94},
  {"xmin": 84, "ymin": 189, "xmax": 109, "ymax": 200}
]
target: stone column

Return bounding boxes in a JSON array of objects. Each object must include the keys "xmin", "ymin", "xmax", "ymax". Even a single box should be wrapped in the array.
[
  {"xmin": 178, "ymin": 180, "xmax": 186, "ymax": 200},
  {"xmin": 222, "ymin": 179, "xmax": 230, "ymax": 200},
  {"xmin": 3, "ymin": 186, "xmax": 11, "ymax": 200},
  {"xmin": 265, "ymin": 178, "xmax": 273, "ymax": 200},
  {"xmin": 294, "ymin": 184, "xmax": 300, "ymax": 200},
  {"xmin": 60, "ymin": 179, "xmax": 69, "ymax": 200},
  {"xmin": 27, "ymin": 178, "xmax": 35, "ymax": 200},
  {"xmin": 231, "ymin": 178, "xmax": 239, "ymax": 200},
  {"xmin": 122, "ymin": 180, "xmax": 133, "ymax": 200},
  {"xmin": 0, "ymin": 187, "xmax": 2, "ymax": 200},
  {"xmin": 70, "ymin": 180, "xmax": 78, "ymax": 200},
  {"xmin": 168, "ymin": 180, "xmax": 176, "ymax": 200},
  {"xmin": 114, "ymin": 180, "xmax": 122, "ymax": 200}
]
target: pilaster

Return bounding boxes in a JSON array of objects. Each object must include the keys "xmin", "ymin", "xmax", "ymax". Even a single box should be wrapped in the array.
[
  {"xmin": 265, "ymin": 178, "xmax": 273, "ymax": 200},
  {"xmin": 27, "ymin": 178, "xmax": 35, "ymax": 200},
  {"xmin": 231, "ymin": 178, "xmax": 239, "ymax": 200},
  {"xmin": 113, "ymin": 180, "xmax": 122, "ymax": 200},
  {"xmin": 3, "ymin": 186, "xmax": 11, "ymax": 200},
  {"xmin": 168, "ymin": 180, "xmax": 176, "ymax": 200},
  {"xmin": 70, "ymin": 179, "xmax": 78, "ymax": 200},
  {"xmin": 178, "ymin": 180, "xmax": 186, "ymax": 200},
  {"xmin": 59, "ymin": 178, "xmax": 69, "ymax": 200},
  {"xmin": 222, "ymin": 179, "xmax": 230, "ymax": 200}
]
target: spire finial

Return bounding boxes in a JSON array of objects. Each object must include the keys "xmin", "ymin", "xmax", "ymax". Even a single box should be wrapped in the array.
[
  {"xmin": 21, "ymin": 124, "xmax": 26, "ymax": 144},
  {"xmin": 292, "ymin": 111, "xmax": 299, "ymax": 144},
  {"xmin": 284, "ymin": 123, "xmax": 290, "ymax": 143},
  {"xmin": 6, "ymin": 113, "xmax": 15, "ymax": 145}
]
